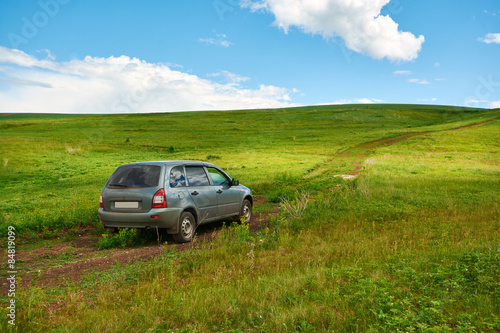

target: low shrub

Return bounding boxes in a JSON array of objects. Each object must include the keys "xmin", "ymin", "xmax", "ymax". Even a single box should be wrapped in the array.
[{"xmin": 98, "ymin": 228, "xmax": 146, "ymax": 249}]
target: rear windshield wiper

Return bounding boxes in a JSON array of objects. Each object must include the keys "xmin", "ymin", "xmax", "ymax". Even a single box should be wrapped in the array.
[{"xmin": 108, "ymin": 183, "xmax": 129, "ymax": 187}]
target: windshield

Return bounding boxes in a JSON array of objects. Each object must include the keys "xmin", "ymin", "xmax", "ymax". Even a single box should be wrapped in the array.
[{"xmin": 107, "ymin": 165, "xmax": 161, "ymax": 188}]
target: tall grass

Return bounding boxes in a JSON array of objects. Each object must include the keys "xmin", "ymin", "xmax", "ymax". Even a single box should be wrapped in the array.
[
  {"xmin": 0, "ymin": 192, "xmax": 101, "ymax": 236},
  {"xmin": 1, "ymin": 105, "xmax": 498, "ymax": 236},
  {"xmin": 1, "ymin": 106, "xmax": 499, "ymax": 332}
]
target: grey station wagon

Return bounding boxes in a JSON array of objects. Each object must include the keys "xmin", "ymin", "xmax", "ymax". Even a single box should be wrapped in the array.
[{"xmin": 98, "ymin": 161, "xmax": 253, "ymax": 243}]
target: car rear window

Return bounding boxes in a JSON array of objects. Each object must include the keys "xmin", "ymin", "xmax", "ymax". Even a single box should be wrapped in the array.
[{"xmin": 107, "ymin": 165, "xmax": 161, "ymax": 188}]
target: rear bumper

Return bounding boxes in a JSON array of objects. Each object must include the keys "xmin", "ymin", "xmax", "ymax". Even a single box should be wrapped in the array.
[{"xmin": 98, "ymin": 207, "xmax": 182, "ymax": 232}]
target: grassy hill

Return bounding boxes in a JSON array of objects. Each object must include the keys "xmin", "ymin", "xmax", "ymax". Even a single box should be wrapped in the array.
[{"xmin": 0, "ymin": 105, "xmax": 499, "ymax": 332}]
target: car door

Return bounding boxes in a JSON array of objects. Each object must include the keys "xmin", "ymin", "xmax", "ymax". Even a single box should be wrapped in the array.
[
  {"xmin": 185, "ymin": 165, "xmax": 218, "ymax": 223},
  {"xmin": 206, "ymin": 167, "xmax": 241, "ymax": 217}
]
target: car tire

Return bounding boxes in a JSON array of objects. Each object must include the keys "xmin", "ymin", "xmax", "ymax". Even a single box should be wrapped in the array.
[
  {"xmin": 240, "ymin": 199, "xmax": 252, "ymax": 223},
  {"xmin": 173, "ymin": 211, "xmax": 196, "ymax": 243}
]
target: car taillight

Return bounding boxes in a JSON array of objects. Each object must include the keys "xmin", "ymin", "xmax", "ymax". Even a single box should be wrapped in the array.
[
  {"xmin": 100, "ymin": 192, "xmax": 103, "ymax": 208},
  {"xmin": 152, "ymin": 188, "xmax": 167, "ymax": 208}
]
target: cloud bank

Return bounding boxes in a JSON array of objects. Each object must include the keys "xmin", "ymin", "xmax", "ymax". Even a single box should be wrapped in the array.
[
  {"xmin": 0, "ymin": 47, "xmax": 296, "ymax": 113},
  {"xmin": 241, "ymin": 0, "xmax": 424, "ymax": 62}
]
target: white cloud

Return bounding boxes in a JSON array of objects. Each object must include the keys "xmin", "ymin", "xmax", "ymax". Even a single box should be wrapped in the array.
[
  {"xmin": 489, "ymin": 101, "xmax": 500, "ymax": 108},
  {"xmin": 408, "ymin": 78, "xmax": 430, "ymax": 85},
  {"xmin": 241, "ymin": 0, "xmax": 424, "ymax": 62},
  {"xmin": 0, "ymin": 47, "xmax": 296, "ymax": 113},
  {"xmin": 0, "ymin": 47, "xmax": 58, "ymax": 69},
  {"xmin": 208, "ymin": 70, "xmax": 251, "ymax": 85},
  {"xmin": 465, "ymin": 99, "xmax": 488, "ymax": 106},
  {"xmin": 0, "ymin": 76, "xmax": 53, "ymax": 88},
  {"xmin": 164, "ymin": 62, "xmax": 184, "ymax": 69},
  {"xmin": 478, "ymin": 33, "xmax": 500, "ymax": 44},
  {"xmin": 466, "ymin": 99, "xmax": 500, "ymax": 109},
  {"xmin": 393, "ymin": 70, "xmax": 411, "ymax": 75},
  {"xmin": 417, "ymin": 98, "xmax": 438, "ymax": 102},
  {"xmin": 199, "ymin": 33, "xmax": 233, "ymax": 48},
  {"xmin": 356, "ymin": 98, "xmax": 383, "ymax": 104},
  {"xmin": 325, "ymin": 98, "xmax": 383, "ymax": 105}
]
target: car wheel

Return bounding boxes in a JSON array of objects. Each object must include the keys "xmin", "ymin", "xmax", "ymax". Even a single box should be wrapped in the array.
[
  {"xmin": 173, "ymin": 211, "xmax": 196, "ymax": 243},
  {"xmin": 240, "ymin": 199, "xmax": 252, "ymax": 223}
]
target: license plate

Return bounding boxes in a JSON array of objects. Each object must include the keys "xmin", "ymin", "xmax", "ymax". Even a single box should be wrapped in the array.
[{"xmin": 115, "ymin": 201, "xmax": 139, "ymax": 209}]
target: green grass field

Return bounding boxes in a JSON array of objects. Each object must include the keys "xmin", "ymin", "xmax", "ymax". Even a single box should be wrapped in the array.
[{"xmin": 0, "ymin": 105, "xmax": 499, "ymax": 332}]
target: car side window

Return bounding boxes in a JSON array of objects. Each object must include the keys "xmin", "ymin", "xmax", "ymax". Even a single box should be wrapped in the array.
[
  {"xmin": 185, "ymin": 166, "xmax": 210, "ymax": 186},
  {"xmin": 207, "ymin": 167, "xmax": 230, "ymax": 186},
  {"xmin": 169, "ymin": 166, "xmax": 186, "ymax": 188}
]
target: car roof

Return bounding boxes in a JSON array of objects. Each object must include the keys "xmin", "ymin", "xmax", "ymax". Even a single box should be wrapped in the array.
[{"xmin": 120, "ymin": 160, "xmax": 218, "ymax": 168}]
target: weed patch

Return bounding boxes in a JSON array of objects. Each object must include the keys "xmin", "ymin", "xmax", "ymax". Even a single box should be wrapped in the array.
[
  {"xmin": 280, "ymin": 190, "xmax": 310, "ymax": 219},
  {"xmin": 97, "ymin": 228, "xmax": 146, "ymax": 249}
]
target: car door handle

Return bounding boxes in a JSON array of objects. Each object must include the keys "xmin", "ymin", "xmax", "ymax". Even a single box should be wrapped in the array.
[
  {"xmin": 191, "ymin": 191, "xmax": 199, "ymax": 196},
  {"xmin": 216, "ymin": 189, "xmax": 223, "ymax": 194}
]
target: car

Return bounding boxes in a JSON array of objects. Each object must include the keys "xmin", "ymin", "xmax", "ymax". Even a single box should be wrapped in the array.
[{"xmin": 98, "ymin": 161, "xmax": 253, "ymax": 243}]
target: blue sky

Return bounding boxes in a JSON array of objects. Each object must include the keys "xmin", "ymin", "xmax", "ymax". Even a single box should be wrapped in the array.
[{"xmin": 0, "ymin": 0, "xmax": 499, "ymax": 113}]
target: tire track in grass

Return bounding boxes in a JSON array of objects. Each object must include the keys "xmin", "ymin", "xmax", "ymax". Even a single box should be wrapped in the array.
[
  {"xmin": 450, "ymin": 116, "xmax": 500, "ymax": 130},
  {"xmin": 309, "ymin": 116, "xmax": 500, "ymax": 179}
]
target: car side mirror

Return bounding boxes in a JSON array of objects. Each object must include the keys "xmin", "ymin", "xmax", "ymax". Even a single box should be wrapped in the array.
[{"xmin": 231, "ymin": 178, "xmax": 239, "ymax": 186}]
